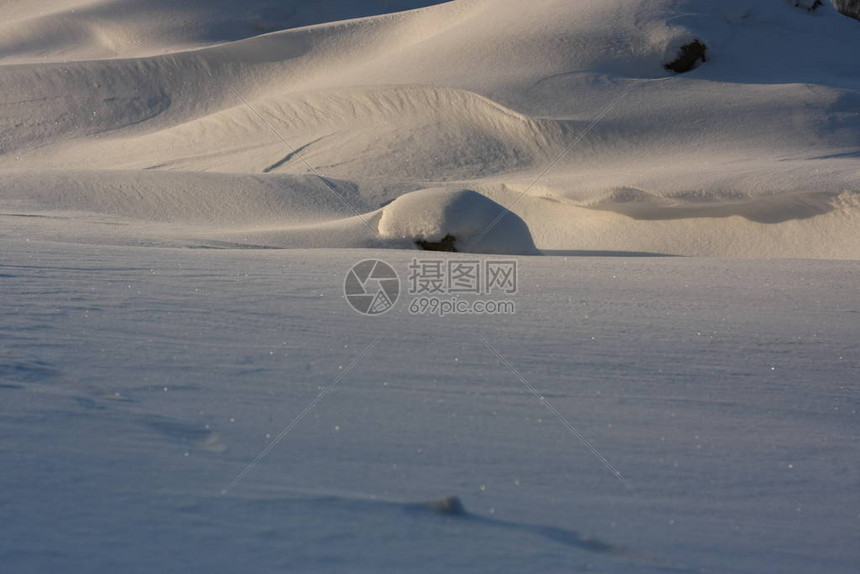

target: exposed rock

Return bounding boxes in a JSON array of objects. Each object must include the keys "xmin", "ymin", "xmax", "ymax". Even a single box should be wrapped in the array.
[
  {"xmin": 664, "ymin": 40, "xmax": 708, "ymax": 73},
  {"xmin": 421, "ymin": 496, "xmax": 467, "ymax": 516},
  {"xmin": 831, "ymin": 0, "xmax": 860, "ymax": 19},
  {"xmin": 794, "ymin": 0, "xmax": 824, "ymax": 11},
  {"xmin": 416, "ymin": 234, "xmax": 458, "ymax": 252}
]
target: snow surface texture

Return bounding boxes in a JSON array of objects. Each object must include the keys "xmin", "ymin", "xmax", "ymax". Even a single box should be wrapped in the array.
[
  {"xmin": 1, "ymin": 0, "xmax": 858, "ymax": 257},
  {"xmin": 1, "ymin": 239, "xmax": 858, "ymax": 574}
]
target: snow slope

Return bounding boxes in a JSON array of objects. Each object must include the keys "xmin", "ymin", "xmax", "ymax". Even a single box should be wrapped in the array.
[
  {"xmin": 1, "ymin": 0, "xmax": 859, "ymax": 257},
  {"xmin": 0, "ymin": 0, "xmax": 453, "ymax": 62}
]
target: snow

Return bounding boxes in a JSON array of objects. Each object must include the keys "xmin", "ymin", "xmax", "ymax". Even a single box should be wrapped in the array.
[
  {"xmin": 1, "ymin": 0, "xmax": 859, "ymax": 572},
  {"xmin": 1, "ymin": 238, "xmax": 858, "ymax": 573},
  {"xmin": 377, "ymin": 188, "xmax": 540, "ymax": 254},
  {"xmin": 1, "ymin": 0, "xmax": 858, "ymax": 257}
]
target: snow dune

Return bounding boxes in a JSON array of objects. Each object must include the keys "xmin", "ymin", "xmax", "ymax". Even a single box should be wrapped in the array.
[
  {"xmin": 0, "ymin": 0, "xmax": 453, "ymax": 62},
  {"xmin": 1, "ymin": 0, "xmax": 858, "ymax": 256}
]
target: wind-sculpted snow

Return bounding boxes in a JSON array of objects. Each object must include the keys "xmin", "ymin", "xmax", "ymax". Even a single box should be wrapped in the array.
[
  {"xmin": 30, "ymin": 86, "xmax": 565, "ymax": 180},
  {"xmin": 2, "ymin": 0, "xmax": 859, "ymax": 256},
  {"xmin": 0, "ymin": 0, "xmax": 455, "ymax": 62}
]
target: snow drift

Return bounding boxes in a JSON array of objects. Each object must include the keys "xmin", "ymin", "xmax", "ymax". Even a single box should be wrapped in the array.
[
  {"xmin": 377, "ymin": 188, "xmax": 539, "ymax": 255},
  {"xmin": 1, "ymin": 0, "xmax": 858, "ymax": 257}
]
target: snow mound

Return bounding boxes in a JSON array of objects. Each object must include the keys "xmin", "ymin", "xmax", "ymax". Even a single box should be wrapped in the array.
[{"xmin": 377, "ymin": 188, "xmax": 539, "ymax": 255}]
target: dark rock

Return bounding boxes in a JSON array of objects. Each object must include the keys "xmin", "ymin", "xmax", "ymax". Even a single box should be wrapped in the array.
[
  {"xmin": 422, "ymin": 495, "xmax": 467, "ymax": 516},
  {"xmin": 832, "ymin": 0, "xmax": 860, "ymax": 20},
  {"xmin": 795, "ymin": 0, "xmax": 824, "ymax": 10},
  {"xmin": 416, "ymin": 234, "xmax": 458, "ymax": 252},
  {"xmin": 664, "ymin": 39, "xmax": 708, "ymax": 73}
]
